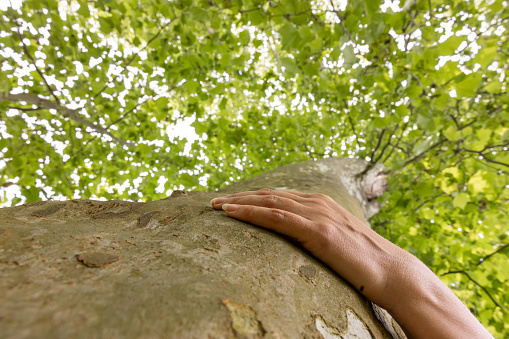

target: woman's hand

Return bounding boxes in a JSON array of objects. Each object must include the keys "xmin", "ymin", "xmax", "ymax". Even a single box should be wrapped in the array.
[
  {"xmin": 210, "ymin": 188, "xmax": 404, "ymax": 305},
  {"xmin": 211, "ymin": 188, "xmax": 494, "ymax": 339}
]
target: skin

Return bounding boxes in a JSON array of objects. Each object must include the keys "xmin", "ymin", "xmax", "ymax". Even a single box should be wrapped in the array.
[{"xmin": 210, "ymin": 189, "xmax": 494, "ymax": 339}]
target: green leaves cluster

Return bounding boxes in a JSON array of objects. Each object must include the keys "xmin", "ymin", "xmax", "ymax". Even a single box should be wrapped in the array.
[{"xmin": 0, "ymin": 0, "xmax": 508, "ymax": 336}]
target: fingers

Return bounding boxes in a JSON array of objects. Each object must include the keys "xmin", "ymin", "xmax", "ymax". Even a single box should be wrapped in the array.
[
  {"xmin": 210, "ymin": 188, "xmax": 338, "ymax": 247},
  {"xmin": 212, "ymin": 188, "xmax": 331, "ymax": 208},
  {"xmin": 212, "ymin": 189, "xmax": 338, "ymax": 212},
  {"xmin": 218, "ymin": 188, "xmax": 312, "ymax": 202},
  {"xmin": 211, "ymin": 193, "xmax": 315, "ymax": 219},
  {"xmin": 221, "ymin": 203, "xmax": 315, "ymax": 243}
]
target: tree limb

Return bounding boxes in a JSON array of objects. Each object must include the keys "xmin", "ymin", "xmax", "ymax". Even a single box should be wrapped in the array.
[
  {"xmin": 93, "ymin": 21, "xmax": 173, "ymax": 99},
  {"xmin": 476, "ymin": 243, "xmax": 509, "ymax": 266},
  {"xmin": 391, "ymin": 137, "xmax": 447, "ymax": 174},
  {"xmin": 357, "ymin": 128, "xmax": 387, "ymax": 177},
  {"xmin": 370, "ymin": 128, "xmax": 386, "ymax": 162},
  {"xmin": 382, "ymin": 120, "xmax": 410, "ymax": 163},
  {"xmin": 461, "ymin": 148, "xmax": 509, "ymax": 169},
  {"xmin": 441, "ymin": 270, "xmax": 501, "ymax": 308},
  {"xmin": 343, "ymin": 99, "xmax": 360, "ymax": 149},
  {"xmin": 1, "ymin": 93, "xmax": 134, "ymax": 147},
  {"xmin": 7, "ymin": 16, "xmax": 60, "ymax": 103},
  {"xmin": 328, "ymin": 0, "xmax": 353, "ymax": 42}
]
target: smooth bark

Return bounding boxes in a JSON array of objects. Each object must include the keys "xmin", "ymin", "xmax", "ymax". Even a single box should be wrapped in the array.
[{"xmin": 0, "ymin": 158, "xmax": 403, "ymax": 338}]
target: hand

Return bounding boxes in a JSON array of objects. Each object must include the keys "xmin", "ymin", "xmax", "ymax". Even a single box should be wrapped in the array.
[
  {"xmin": 211, "ymin": 188, "xmax": 494, "ymax": 339},
  {"xmin": 210, "ymin": 188, "xmax": 403, "ymax": 305}
]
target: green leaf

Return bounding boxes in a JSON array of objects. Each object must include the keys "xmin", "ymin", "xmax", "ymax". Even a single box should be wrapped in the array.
[
  {"xmin": 443, "ymin": 125, "xmax": 460, "ymax": 141},
  {"xmin": 453, "ymin": 193, "xmax": 470, "ymax": 209},
  {"xmin": 77, "ymin": 2, "xmax": 90, "ymax": 17},
  {"xmin": 279, "ymin": 23, "xmax": 300, "ymax": 50},
  {"xmin": 280, "ymin": 57, "xmax": 300, "ymax": 75},
  {"xmin": 455, "ymin": 73, "xmax": 482, "ymax": 97},
  {"xmin": 474, "ymin": 45, "xmax": 498, "ymax": 68},
  {"xmin": 484, "ymin": 81, "xmax": 502, "ymax": 93},
  {"xmin": 468, "ymin": 170, "xmax": 491, "ymax": 195},
  {"xmin": 406, "ymin": 84, "xmax": 422, "ymax": 98},
  {"xmin": 364, "ymin": 0, "xmax": 382, "ymax": 16},
  {"xmin": 343, "ymin": 45, "xmax": 357, "ymax": 68},
  {"xmin": 440, "ymin": 35, "xmax": 464, "ymax": 55}
]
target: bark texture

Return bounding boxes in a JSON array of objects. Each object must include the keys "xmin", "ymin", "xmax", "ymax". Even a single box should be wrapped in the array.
[{"xmin": 0, "ymin": 158, "xmax": 404, "ymax": 339}]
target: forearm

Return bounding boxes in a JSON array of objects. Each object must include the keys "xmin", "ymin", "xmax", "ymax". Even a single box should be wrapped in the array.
[
  {"xmin": 384, "ymin": 256, "xmax": 494, "ymax": 339},
  {"xmin": 312, "ymin": 221, "xmax": 494, "ymax": 339}
]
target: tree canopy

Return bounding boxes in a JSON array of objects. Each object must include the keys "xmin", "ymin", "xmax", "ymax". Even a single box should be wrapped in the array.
[{"xmin": 1, "ymin": 0, "xmax": 508, "ymax": 336}]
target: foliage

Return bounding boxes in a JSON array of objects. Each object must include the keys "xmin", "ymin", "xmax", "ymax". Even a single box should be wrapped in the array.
[{"xmin": 0, "ymin": 0, "xmax": 508, "ymax": 336}]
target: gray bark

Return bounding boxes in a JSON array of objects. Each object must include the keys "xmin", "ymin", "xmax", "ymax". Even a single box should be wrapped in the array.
[{"xmin": 0, "ymin": 158, "xmax": 404, "ymax": 339}]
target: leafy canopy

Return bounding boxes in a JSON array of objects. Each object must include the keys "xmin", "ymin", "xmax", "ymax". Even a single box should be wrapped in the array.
[{"xmin": 0, "ymin": 0, "xmax": 508, "ymax": 336}]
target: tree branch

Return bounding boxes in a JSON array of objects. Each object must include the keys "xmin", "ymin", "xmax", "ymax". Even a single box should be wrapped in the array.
[
  {"xmin": 476, "ymin": 243, "xmax": 509, "ymax": 266},
  {"xmin": 328, "ymin": 0, "xmax": 353, "ymax": 42},
  {"xmin": 461, "ymin": 148, "xmax": 509, "ymax": 169},
  {"xmin": 370, "ymin": 128, "xmax": 386, "ymax": 161},
  {"xmin": 382, "ymin": 120, "xmax": 410, "ymax": 163},
  {"xmin": 93, "ymin": 21, "xmax": 173, "ymax": 99},
  {"xmin": 392, "ymin": 137, "xmax": 447, "ymax": 174},
  {"xmin": 7, "ymin": 106, "xmax": 45, "ymax": 111},
  {"xmin": 343, "ymin": 99, "xmax": 359, "ymax": 149},
  {"xmin": 69, "ymin": 135, "xmax": 98, "ymax": 160},
  {"xmin": 358, "ymin": 128, "xmax": 386, "ymax": 177},
  {"xmin": 1, "ymin": 93, "xmax": 134, "ymax": 147},
  {"xmin": 8, "ymin": 16, "xmax": 60, "ymax": 103},
  {"xmin": 373, "ymin": 129, "xmax": 394, "ymax": 164},
  {"xmin": 238, "ymin": 0, "xmax": 269, "ymax": 14},
  {"xmin": 441, "ymin": 270, "xmax": 501, "ymax": 308}
]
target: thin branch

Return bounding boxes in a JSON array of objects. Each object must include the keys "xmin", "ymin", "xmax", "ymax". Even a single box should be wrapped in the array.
[
  {"xmin": 470, "ymin": 155, "xmax": 507, "ymax": 175},
  {"xmin": 461, "ymin": 148, "xmax": 509, "ymax": 169},
  {"xmin": 7, "ymin": 106, "xmax": 45, "ymax": 112},
  {"xmin": 302, "ymin": 143, "xmax": 313, "ymax": 159},
  {"xmin": 68, "ymin": 120, "xmax": 75, "ymax": 153},
  {"xmin": 370, "ymin": 128, "xmax": 387, "ymax": 161},
  {"xmin": 382, "ymin": 120, "xmax": 410, "ymax": 163},
  {"xmin": 343, "ymin": 99, "xmax": 359, "ymax": 149},
  {"xmin": 1, "ymin": 93, "xmax": 134, "ymax": 147},
  {"xmin": 461, "ymin": 142, "xmax": 509, "ymax": 157},
  {"xmin": 238, "ymin": 0, "xmax": 269, "ymax": 14},
  {"xmin": 476, "ymin": 243, "xmax": 509, "ymax": 266},
  {"xmin": 93, "ymin": 21, "xmax": 173, "ymax": 99},
  {"xmin": 479, "ymin": 157, "xmax": 509, "ymax": 169},
  {"xmin": 392, "ymin": 138, "xmax": 447, "ymax": 174},
  {"xmin": 441, "ymin": 270, "xmax": 501, "ymax": 308},
  {"xmin": 373, "ymin": 128, "xmax": 394, "ymax": 164},
  {"xmin": 357, "ymin": 128, "xmax": 386, "ymax": 177},
  {"xmin": 68, "ymin": 135, "xmax": 98, "ymax": 160},
  {"xmin": 328, "ymin": 0, "xmax": 353, "ymax": 41},
  {"xmin": 8, "ymin": 16, "xmax": 59, "ymax": 103}
]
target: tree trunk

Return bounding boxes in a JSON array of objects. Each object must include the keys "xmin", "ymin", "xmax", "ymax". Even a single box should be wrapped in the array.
[{"xmin": 0, "ymin": 158, "xmax": 405, "ymax": 339}]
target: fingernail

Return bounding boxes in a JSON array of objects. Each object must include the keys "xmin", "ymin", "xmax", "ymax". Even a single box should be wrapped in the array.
[
  {"xmin": 222, "ymin": 204, "xmax": 238, "ymax": 212},
  {"xmin": 211, "ymin": 197, "xmax": 227, "ymax": 206}
]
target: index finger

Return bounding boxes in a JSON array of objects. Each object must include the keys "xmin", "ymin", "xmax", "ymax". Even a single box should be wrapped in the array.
[
  {"xmin": 222, "ymin": 203, "xmax": 315, "ymax": 244},
  {"xmin": 220, "ymin": 188, "xmax": 313, "ymax": 202}
]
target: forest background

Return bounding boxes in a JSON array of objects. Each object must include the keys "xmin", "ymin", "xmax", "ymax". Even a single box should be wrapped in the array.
[{"xmin": 0, "ymin": 0, "xmax": 508, "ymax": 337}]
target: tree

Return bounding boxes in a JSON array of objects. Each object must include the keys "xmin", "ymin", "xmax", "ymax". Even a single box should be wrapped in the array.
[
  {"xmin": 0, "ymin": 0, "xmax": 507, "ymax": 337},
  {"xmin": 0, "ymin": 158, "xmax": 408, "ymax": 338}
]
